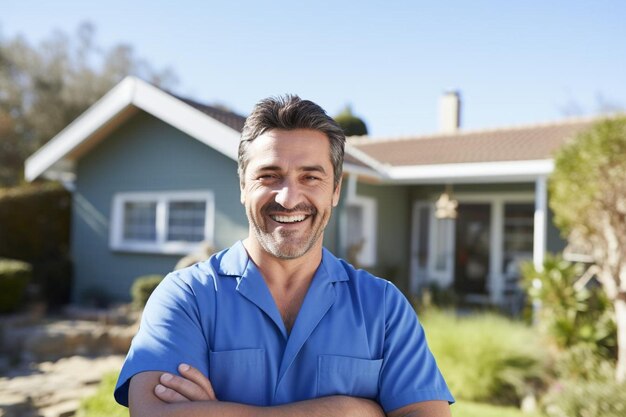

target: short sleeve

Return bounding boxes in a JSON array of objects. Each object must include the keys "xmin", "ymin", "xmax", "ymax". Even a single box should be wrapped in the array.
[
  {"xmin": 114, "ymin": 271, "xmax": 213, "ymax": 406},
  {"xmin": 377, "ymin": 283, "xmax": 455, "ymax": 412}
]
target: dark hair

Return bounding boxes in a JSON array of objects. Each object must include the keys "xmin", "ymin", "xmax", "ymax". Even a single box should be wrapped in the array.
[{"xmin": 238, "ymin": 95, "xmax": 345, "ymax": 188}]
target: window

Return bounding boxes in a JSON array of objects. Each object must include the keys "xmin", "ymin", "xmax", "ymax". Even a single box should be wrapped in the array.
[
  {"xmin": 111, "ymin": 191, "xmax": 214, "ymax": 254},
  {"xmin": 341, "ymin": 196, "xmax": 377, "ymax": 267},
  {"xmin": 502, "ymin": 203, "xmax": 534, "ymax": 277}
]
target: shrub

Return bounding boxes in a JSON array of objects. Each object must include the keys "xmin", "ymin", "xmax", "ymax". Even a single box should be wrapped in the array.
[
  {"xmin": 0, "ymin": 258, "xmax": 32, "ymax": 313},
  {"xmin": 521, "ymin": 254, "xmax": 616, "ymax": 358},
  {"xmin": 0, "ymin": 183, "xmax": 72, "ymax": 307},
  {"xmin": 454, "ymin": 400, "xmax": 543, "ymax": 417},
  {"xmin": 543, "ymin": 377, "xmax": 626, "ymax": 417},
  {"xmin": 420, "ymin": 309, "xmax": 548, "ymax": 405},
  {"xmin": 131, "ymin": 275, "xmax": 163, "ymax": 309},
  {"xmin": 77, "ymin": 372, "xmax": 128, "ymax": 417}
]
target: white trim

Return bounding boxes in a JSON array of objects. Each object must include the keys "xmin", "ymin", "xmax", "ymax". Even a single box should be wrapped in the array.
[
  {"xmin": 25, "ymin": 76, "xmax": 241, "ymax": 181},
  {"xmin": 342, "ymin": 162, "xmax": 383, "ymax": 181},
  {"xmin": 387, "ymin": 160, "xmax": 554, "ymax": 184},
  {"xmin": 344, "ymin": 143, "xmax": 391, "ymax": 176},
  {"xmin": 410, "ymin": 191, "xmax": 536, "ymax": 302},
  {"xmin": 110, "ymin": 190, "xmax": 215, "ymax": 255}
]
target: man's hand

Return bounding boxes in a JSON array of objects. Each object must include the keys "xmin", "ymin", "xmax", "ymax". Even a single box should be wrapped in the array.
[{"xmin": 154, "ymin": 363, "xmax": 216, "ymax": 403}]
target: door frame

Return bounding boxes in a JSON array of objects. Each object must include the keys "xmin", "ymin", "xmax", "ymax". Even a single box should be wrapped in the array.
[{"xmin": 410, "ymin": 192, "xmax": 534, "ymax": 304}]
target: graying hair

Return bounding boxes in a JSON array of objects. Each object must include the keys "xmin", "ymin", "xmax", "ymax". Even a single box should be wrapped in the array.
[{"xmin": 238, "ymin": 95, "xmax": 345, "ymax": 189}]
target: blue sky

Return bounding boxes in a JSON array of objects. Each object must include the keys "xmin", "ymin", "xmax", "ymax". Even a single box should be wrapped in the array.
[{"xmin": 2, "ymin": 1, "xmax": 625, "ymax": 137}]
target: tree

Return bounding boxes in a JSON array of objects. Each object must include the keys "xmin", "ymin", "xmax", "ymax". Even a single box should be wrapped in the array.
[
  {"xmin": 0, "ymin": 22, "xmax": 178, "ymax": 186},
  {"xmin": 334, "ymin": 104, "xmax": 368, "ymax": 137},
  {"xmin": 549, "ymin": 116, "xmax": 626, "ymax": 382}
]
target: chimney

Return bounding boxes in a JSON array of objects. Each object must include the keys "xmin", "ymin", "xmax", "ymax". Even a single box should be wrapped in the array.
[{"xmin": 438, "ymin": 90, "xmax": 461, "ymax": 133}]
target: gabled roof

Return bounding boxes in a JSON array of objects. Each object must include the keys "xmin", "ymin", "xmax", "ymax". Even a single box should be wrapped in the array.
[
  {"xmin": 25, "ymin": 76, "xmax": 244, "ymax": 182},
  {"xmin": 349, "ymin": 116, "xmax": 602, "ymax": 184},
  {"xmin": 25, "ymin": 77, "xmax": 378, "ymax": 183}
]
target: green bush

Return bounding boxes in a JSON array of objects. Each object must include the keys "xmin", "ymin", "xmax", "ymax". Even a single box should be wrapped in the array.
[
  {"xmin": 420, "ymin": 309, "xmax": 548, "ymax": 405},
  {"xmin": 131, "ymin": 275, "xmax": 164, "ymax": 309},
  {"xmin": 521, "ymin": 254, "xmax": 616, "ymax": 358},
  {"xmin": 0, "ymin": 258, "xmax": 32, "ymax": 313},
  {"xmin": 0, "ymin": 183, "xmax": 72, "ymax": 307},
  {"xmin": 543, "ymin": 377, "xmax": 626, "ymax": 417},
  {"xmin": 454, "ymin": 400, "xmax": 543, "ymax": 417},
  {"xmin": 77, "ymin": 372, "xmax": 128, "ymax": 417}
]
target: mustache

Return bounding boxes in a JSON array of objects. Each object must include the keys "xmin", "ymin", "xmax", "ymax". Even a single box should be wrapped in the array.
[{"xmin": 263, "ymin": 202, "xmax": 316, "ymax": 215}]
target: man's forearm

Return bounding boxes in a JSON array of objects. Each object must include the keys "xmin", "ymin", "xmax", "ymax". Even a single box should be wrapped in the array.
[
  {"xmin": 134, "ymin": 396, "xmax": 384, "ymax": 417},
  {"xmin": 129, "ymin": 371, "xmax": 384, "ymax": 417}
]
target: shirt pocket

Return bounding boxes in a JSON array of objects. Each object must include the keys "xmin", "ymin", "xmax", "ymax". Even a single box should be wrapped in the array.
[
  {"xmin": 317, "ymin": 355, "xmax": 383, "ymax": 399},
  {"xmin": 209, "ymin": 348, "xmax": 266, "ymax": 405}
]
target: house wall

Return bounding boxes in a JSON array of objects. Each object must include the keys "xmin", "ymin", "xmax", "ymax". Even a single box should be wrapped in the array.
[
  {"xmin": 353, "ymin": 181, "xmax": 412, "ymax": 293},
  {"xmin": 72, "ymin": 111, "xmax": 248, "ymax": 303}
]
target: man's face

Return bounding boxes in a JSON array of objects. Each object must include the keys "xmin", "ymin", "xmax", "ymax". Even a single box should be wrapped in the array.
[{"xmin": 240, "ymin": 129, "xmax": 341, "ymax": 259}]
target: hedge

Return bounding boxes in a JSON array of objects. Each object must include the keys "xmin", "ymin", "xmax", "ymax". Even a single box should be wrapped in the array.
[{"xmin": 0, "ymin": 182, "xmax": 72, "ymax": 306}]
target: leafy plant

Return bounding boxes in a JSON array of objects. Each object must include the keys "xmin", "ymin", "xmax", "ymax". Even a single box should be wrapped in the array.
[
  {"xmin": 542, "ymin": 376, "xmax": 626, "ymax": 417},
  {"xmin": 521, "ymin": 254, "xmax": 616, "ymax": 358},
  {"xmin": 549, "ymin": 116, "xmax": 626, "ymax": 381}
]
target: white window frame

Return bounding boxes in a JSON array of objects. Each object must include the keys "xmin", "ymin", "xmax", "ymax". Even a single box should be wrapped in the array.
[{"xmin": 110, "ymin": 190, "xmax": 215, "ymax": 255}]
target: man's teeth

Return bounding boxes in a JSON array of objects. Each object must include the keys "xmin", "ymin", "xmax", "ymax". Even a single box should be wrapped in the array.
[{"xmin": 271, "ymin": 214, "xmax": 307, "ymax": 223}]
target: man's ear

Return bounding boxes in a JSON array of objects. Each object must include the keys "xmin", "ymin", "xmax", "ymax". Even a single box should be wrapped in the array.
[
  {"xmin": 332, "ymin": 177, "xmax": 342, "ymax": 207},
  {"xmin": 239, "ymin": 180, "xmax": 246, "ymax": 205}
]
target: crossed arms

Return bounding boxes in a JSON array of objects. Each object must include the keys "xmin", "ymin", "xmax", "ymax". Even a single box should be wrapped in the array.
[{"xmin": 128, "ymin": 363, "xmax": 451, "ymax": 417}]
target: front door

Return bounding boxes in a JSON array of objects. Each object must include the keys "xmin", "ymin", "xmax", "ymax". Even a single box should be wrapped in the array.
[{"xmin": 454, "ymin": 203, "xmax": 491, "ymax": 295}]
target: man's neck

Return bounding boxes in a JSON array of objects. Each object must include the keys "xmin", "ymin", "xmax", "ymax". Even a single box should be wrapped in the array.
[
  {"xmin": 242, "ymin": 237, "xmax": 324, "ymax": 334},
  {"xmin": 241, "ymin": 237, "xmax": 323, "ymax": 289}
]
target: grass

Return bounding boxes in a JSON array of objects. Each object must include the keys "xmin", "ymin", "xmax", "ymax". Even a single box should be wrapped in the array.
[
  {"xmin": 77, "ymin": 372, "xmax": 128, "ymax": 417},
  {"xmin": 420, "ymin": 308, "xmax": 549, "ymax": 405}
]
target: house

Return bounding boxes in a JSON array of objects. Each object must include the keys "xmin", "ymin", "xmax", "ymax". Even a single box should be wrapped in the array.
[{"xmin": 25, "ymin": 77, "xmax": 595, "ymax": 306}]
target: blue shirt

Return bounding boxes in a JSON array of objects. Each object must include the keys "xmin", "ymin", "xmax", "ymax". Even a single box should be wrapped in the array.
[{"xmin": 114, "ymin": 241, "xmax": 454, "ymax": 412}]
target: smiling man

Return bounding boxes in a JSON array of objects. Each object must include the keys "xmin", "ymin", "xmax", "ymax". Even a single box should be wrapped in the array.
[{"xmin": 114, "ymin": 95, "xmax": 454, "ymax": 417}]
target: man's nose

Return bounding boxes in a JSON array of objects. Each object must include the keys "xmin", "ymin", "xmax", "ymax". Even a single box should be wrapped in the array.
[{"xmin": 274, "ymin": 182, "xmax": 302, "ymax": 209}]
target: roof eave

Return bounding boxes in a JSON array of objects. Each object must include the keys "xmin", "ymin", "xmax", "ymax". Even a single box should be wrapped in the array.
[
  {"xmin": 384, "ymin": 159, "xmax": 554, "ymax": 184},
  {"xmin": 25, "ymin": 76, "xmax": 241, "ymax": 182}
]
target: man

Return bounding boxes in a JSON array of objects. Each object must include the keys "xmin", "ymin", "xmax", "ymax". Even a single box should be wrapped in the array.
[{"xmin": 114, "ymin": 95, "xmax": 454, "ymax": 416}]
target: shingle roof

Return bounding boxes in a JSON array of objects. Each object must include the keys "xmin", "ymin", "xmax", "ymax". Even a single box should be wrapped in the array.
[
  {"xmin": 177, "ymin": 96, "xmax": 247, "ymax": 132},
  {"xmin": 349, "ymin": 118, "xmax": 598, "ymax": 167}
]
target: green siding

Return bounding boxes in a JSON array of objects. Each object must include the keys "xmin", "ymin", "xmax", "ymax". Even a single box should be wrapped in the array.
[
  {"xmin": 72, "ymin": 111, "xmax": 248, "ymax": 303},
  {"xmin": 353, "ymin": 182, "xmax": 412, "ymax": 292}
]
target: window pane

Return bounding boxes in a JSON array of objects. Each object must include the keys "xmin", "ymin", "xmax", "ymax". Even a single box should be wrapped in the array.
[
  {"xmin": 434, "ymin": 219, "xmax": 449, "ymax": 272},
  {"xmin": 167, "ymin": 201, "xmax": 206, "ymax": 242},
  {"xmin": 123, "ymin": 201, "xmax": 157, "ymax": 241}
]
